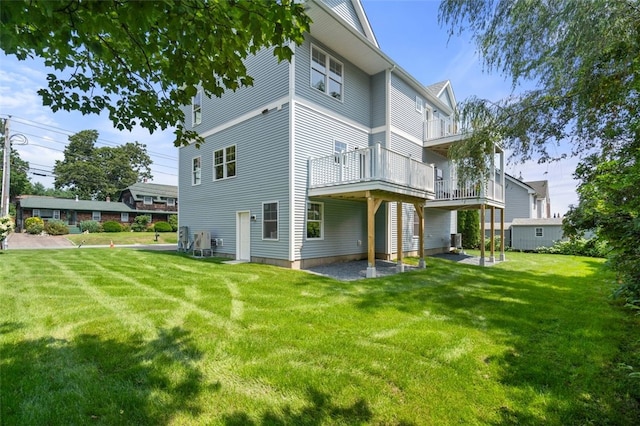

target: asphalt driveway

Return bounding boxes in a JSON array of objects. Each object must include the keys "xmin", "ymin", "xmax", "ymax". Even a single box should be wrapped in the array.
[{"xmin": 5, "ymin": 232, "xmax": 75, "ymax": 249}]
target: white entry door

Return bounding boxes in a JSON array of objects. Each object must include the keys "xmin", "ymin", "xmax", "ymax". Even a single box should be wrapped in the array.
[{"xmin": 236, "ymin": 211, "xmax": 250, "ymax": 261}]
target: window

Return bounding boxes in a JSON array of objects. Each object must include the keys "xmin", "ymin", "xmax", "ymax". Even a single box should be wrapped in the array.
[
  {"xmin": 535, "ymin": 227, "xmax": 543, "ymax": 237},
  {"xmin": 92, "ymin": 211, "xmax": 101, "ymax": 221},
  {"xmin": 143, "ymin": 196, "xmax": 153, "ymax": 205},
  {"xmin": 192, "ymin": 157, "xmax": 201, "ymax": 185},
  {"xmin": 33, "ymin": 209, "xmax": 40, "ymax": 218},
  {"xmin": 52, "ymin": 210, "xmax": 60, "ymax": 220},
  {"xmin": 263, "ymin": 202, "xmax": 278, "ymax": 240},
  {"xmin": 413, "ymin": 210, "xmax": 421, "ymax": 237},
  {"xmin": 334, "ymin": 140, "xmax": 347, "ymax": 164},
  {"xmin": 167, "ymin": 198, "xmax": 175, "ymax": 207},
  {"xmin": 192, "ymin": 90, "xmax": 202, "ymax": 126},
  {"xmin": 416, "ymin": 96, "xmax": 423, "ymax": 113},
  {"xmin": 306, "ymin": 202, "xmax": 324, "ymax": 239},
  {"xmin": 214, "ymin": 145, "xmax": 236, "ymax": 180},
  {"xmin": 311, "ymin": 45, "xmax": 343, "ymax": 100},
  {"xmin": 33, "ymin": 209, "xmax": 58, "ymax": 219},
  {"xmin": 121, "ymin": 212, "xmax": 129, "ymax": 222}
]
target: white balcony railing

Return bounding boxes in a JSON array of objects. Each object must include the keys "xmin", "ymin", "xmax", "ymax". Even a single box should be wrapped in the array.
[
  {"xmin": 309, "ymin": 144, "xmax": 435, "ymax": 195},
  {"xmin": 424, "ymin": 118, "xmax": 460, "ymax": 141},
  {"xmin": 434, "ymin": 179, "xmax": 504, "ymax": 203}
]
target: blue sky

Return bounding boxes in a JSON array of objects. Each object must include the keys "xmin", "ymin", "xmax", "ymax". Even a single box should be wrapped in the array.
[{"xmin": 0, "ymin": 0, "xmax": 578, "ymax": 214}]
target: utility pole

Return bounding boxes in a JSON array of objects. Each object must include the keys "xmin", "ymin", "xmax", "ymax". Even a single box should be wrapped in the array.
[{"xmin": 1, "ymin": 117, "xmax": 10, "ymax": 218}]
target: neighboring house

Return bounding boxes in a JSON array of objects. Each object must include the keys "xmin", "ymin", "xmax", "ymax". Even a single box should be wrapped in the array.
[
  {"xmin": 16, "ymin": 183, "xmax": 178, "ymax": 232},
  {"xmin": 510, "ymin": 218, "xmax": 564, "ymax": 251},
  {"xmin": 178, "ymin": 0, "xmax": 506, "ymax": 276},
  {"xmin": 119, "ymin": 182, "xmax": 178, "ymax": 213},
  {"xmin": 485, "ymin": 175, "xmax": 558, "ymax": 249}
]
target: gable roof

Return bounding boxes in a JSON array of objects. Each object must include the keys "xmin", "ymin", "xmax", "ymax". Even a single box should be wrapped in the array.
[
  {"xmin": 122, "ymin": 182, "xmax": 177, "ymax": 201},
  {"xmin": 18, "ymin": 196, "xmax": 136, "ymax": 213},
  {"xmin": 511, "ymin": 218, "xmax": 563, "ymax": 226},
  {"xmin": 307, "ymin": 0, "xmax": 453, "ymax": 113},
  {"xmin": 525, "ymin": 180, "xmax": 550, "ymax": 199},
  {"xmin": 505, "ymin": 173, "xmax": 537, "ymax": 194}
]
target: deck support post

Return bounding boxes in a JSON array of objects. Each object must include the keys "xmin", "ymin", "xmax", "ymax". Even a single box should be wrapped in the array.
[
  {"xmin": 490, "ymin": 206, "xmax": 496, "ymax": 263},
  {"xmin": 500, "ymin": 207, "xmax": 506, "ymax": 261},
  {"xmin": 396, "ymin": 202, "xmax": 404, "ymax": 272},
  {"xmin": 414, "ymin": 203, "xmax": 425, "ymax": 268},
  {"xmin": 480, "ymin": 205, "xmax": 486, "ymax": 267},
  {"xmin": 366, "ymin": 194, "xmax": 383, "ymax": 278}
]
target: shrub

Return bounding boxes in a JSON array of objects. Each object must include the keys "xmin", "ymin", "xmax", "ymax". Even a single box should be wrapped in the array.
[
  {"xmin": 536, "ymin": 237, "xmax": 608, "ymax": 258},
  {"xmin": 102, "ymin": 221, "xmax": 123, "ymax": 233},
  {"xmin": 484, "ymin": 236, "xmax": 502, "ymax": 252},
  {"xmin": 79, "ymin": 220, "xmax": 101, "ymax": 233},
  {"xmin": 131, "ymin": 215, "xmax": 151, "ymax": 232},
  {"xmin": 0, "ymin": 215, "xmax": 14, "ymax": 241},
  {"xmin": 154, "ymin": 221, "xmax": 173, "ymax": 232},
  {"xmin": 44, "ymin": 219, "xmax": 68, "ymax": 235},
  {"xmin": 168, "ymin": 214, "xmax": 178, "ymax": 232},
  {"xmin": 25, "ymin": 216, "xmax": 44, "ymax": 235},
  {"xmin": 457, "ymin": 210, "xmax": 480, "ymax": 249}
]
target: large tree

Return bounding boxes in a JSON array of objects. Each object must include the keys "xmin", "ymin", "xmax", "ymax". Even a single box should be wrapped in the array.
[
  {"xmin": 0, "ymin": 0, "xmax": 310, "ymax": 147},
  {"xmin": 53, "ymin": 130, "xmax": 152, "ymax": 200},
  {"xmin": 439, "ymin": 0, "xmax": 640, "ymax": 306}
]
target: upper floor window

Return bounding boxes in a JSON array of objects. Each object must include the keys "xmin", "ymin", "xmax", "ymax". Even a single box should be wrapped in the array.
[
  {"xmin": 214, "ymin": 145, "xmax": 236, "ymax": 180},
  {"xmin": 192, "ymin": 90, "xmax": 202, "ymax": 126},
  {"xmin": 416, "ymin": 96, "xmax": 423, "ymax": 113},
  {"xmin": 167, "ymin": 198, "xmax": 176, "ymax": 207},
  {"xmin": 192, "ymin": 156, "xmax": 201, "ymax": 185},
  {"xmin": 311, "ymin": 45, "xmax": 343, "ymax": 101},
  {"xmin": 143, "ymin": 196, "xmax": 153, "ymax": 205},
  {"xmin": 263, "ymin": 202, "xmax": 278, "ymax": 240},
  {"xmin": 306, "ymin": 202, "xmax": 324, "ymax": 240}
]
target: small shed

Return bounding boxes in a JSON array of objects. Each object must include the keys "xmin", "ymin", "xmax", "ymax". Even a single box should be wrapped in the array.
[{"xmin": 510, "ymin": 218, "xmax": 564, "ymax": 251}]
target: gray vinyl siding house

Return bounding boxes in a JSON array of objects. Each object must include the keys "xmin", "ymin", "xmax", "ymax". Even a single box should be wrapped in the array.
[
  {"xmin": 510, "ymin": 218, "xmax": 565, "ymax": 251},
  {"xmin": 178, "ymin": 0, "xmax": 507, "ymax": 273}
]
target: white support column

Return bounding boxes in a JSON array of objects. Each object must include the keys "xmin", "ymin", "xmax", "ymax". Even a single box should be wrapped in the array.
[{"xmin": 396, "ymin": 202, "xmax": 404, "ymax": 273}]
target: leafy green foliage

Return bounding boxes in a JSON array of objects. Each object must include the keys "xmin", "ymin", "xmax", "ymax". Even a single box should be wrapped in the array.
[
  {"xmin": 79, "ymin": 220, "xmax": 101, "ymax": 233},
  {"xmin": 26, "ymin": 182, "xmax": 75, "ymax": 198},
  {"xmin": 168, "ymin": 214, "xmax": 178, "ymax": 232},
  {"xmin": 439, "ymin": 0, "xmax": 640, "ymax": 310},
  {"xmin": 536, "ymin": 237, "xmax": 608, "ymax": 258},
  {"xmin": 131, "ymin": 215, "xmax": 150, "ymax": 232},
  {"xmin": 457, "ymin": 210, "xmax": 480, "ymax": 249},
  {"xmin": 0, "ymin": 0, "xmax": 310, "ymax": 147},
  {"xmin": 25, "ymin": 216, "xmax": 44, "ymax": 235},
  {"xmin": 101, "ymin": 221, "xmax": 123, "ymax": 233},
  {"xmin": 153, "ymin": 221, "xmax": 172, "ymax": 233},
  {"xmin": 44, "ymin": 219, "xmax": 68, "ymax": 235},
  {"xmin": 0, "ymin": 215, "xmax": 14, "ymax": 241},
  {"xmin": 53, "ymin": 130, "xmax": 152, "ymax": 200}
]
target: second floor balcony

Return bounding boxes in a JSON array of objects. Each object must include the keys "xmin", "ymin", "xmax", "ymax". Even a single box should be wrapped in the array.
[{"xmin": 308, "ymin": 144, "xmax": 435, "ymax": 201}]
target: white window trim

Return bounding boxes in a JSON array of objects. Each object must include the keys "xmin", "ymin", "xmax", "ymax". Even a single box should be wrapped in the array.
[
  {"xmin": 306, "ymin": 201, "xmax": 324, "ymax": 240},
  {"xmin": 92, "ymin": 211, "xmax": 101, "ymax": 222},
  {"xmin": 262, "ymin": 201, "xmax": 279, "ymax": 241},
  {"xmin": 535, "ymin": 227, "xmax": 544, "ymax": 237},
  {"xmin": 213, "ymin": 144, "xmax": 237, "ymax": 181},
  {"xmin": 121, "ymin": 212, "xmax": 129, "ymax": 222},
  {"xmin": 192, "ymin": 89, "xmax": 202, "ymax": 126},
  {"xmin": 53, "ymin": 210, "xmax": 61, "ymax": 220},
  {"xmin": 33, "ymin": 209, "xmax": 40, "ymax": 218},
  {"xmin": 310, "ymin": 44, "xmax": 344, "ymax": 102},
  {"xmin": 192, "ymin": 156, "xmax": 201, "ymax": 186},
  {"xmin": 416, "ymin": 96, "xmax": 423, "ymax": 113},
  {"xmin": 167, "ymin": 198, "xmax": 175, "ymax": 207},
  {"xmin": 143, "ymin": 196, "xmax": 153, "ymax": 205},
  {"xmin": 412, "ymin": 209, "xmax": 420, "ymax": 239}
]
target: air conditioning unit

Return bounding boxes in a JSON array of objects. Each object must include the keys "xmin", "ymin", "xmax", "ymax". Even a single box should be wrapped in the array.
[
  {"xmin": 193, "ymin": 231, "xmax": 212, "ymax": 257},
  {"xmin": 178, "ymin": 226, "xmax": 190, "ymax": 252},
  {"xmin": 451, "ymin": 233, "xmax": 462, "ymax": 249}
]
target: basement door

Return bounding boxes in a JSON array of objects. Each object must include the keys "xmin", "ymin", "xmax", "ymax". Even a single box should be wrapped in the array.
[{"xmin": 236, "ymin": 211, "xmax": 251, "ymax": 261}]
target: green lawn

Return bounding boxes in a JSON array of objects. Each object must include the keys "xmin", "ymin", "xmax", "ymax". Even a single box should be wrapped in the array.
[
  {"xmin": 1, "ymin": 250, "xmax": 638, "ymax": 425},
  {"xmin": 66, "ymin": 231, "xmax": 177, "ymax": 246}
]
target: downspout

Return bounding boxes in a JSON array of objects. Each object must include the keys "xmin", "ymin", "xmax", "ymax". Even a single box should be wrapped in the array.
[{"xmin": 288, "ymin": 43, "xmax": 297, "ymax": 267}]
